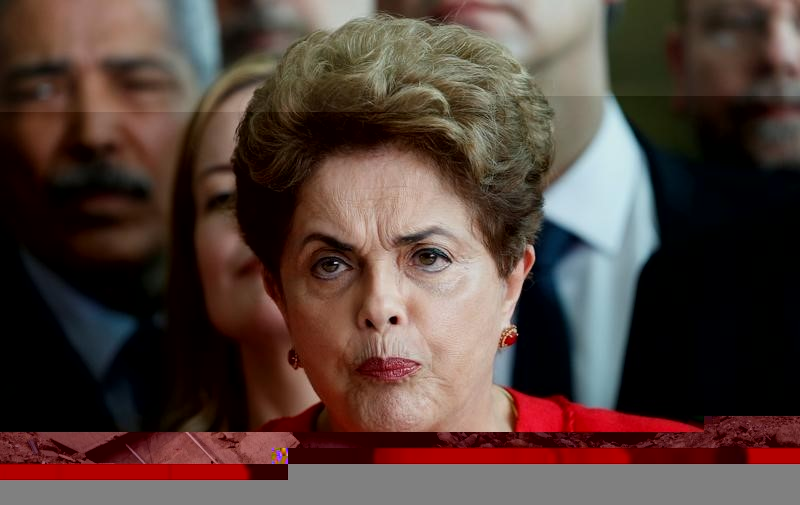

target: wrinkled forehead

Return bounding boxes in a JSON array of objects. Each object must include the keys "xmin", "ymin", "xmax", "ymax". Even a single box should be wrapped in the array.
[
  {"xmin": 300, "ymin": 146, "xmax": 449, "ymax": 209},
  {"xmin": 0, "ymin": 0, "xmax": 179, "ymax": 66},
  {"xmin": 292, "ymin": 146, "xmax": 473, "ymax": 242}
]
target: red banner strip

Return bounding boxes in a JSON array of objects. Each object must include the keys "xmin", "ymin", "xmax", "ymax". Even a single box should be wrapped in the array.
[
  {"xmin": 373, "ymin": 448, "xmax": 631, "ymax": 464},
  {"xmin": 747, "ymin": 449, "xmax": 800, "ymax": 464},
  {"xmin": 289, "ymin": 448, "xmax": 375, "ymax": 464},
  {"xmin": 372, "ymin": 448, "xmax": 755, "ymax": 464}
]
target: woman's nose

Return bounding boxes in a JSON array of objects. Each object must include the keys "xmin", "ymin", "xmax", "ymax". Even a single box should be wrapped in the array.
[
  {"xmin": 356, "ymin": 264, "xmax": 406, "ymax": 333},
  {"xmin": 365, "ymin": 315, "xmax": 399, "ymax": 329}
]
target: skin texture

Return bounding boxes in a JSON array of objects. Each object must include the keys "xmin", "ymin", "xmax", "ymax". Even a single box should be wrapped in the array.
[
  {"xmin": 669, "ymin": 0, "xmax": 800, "ymax": 170},
  {"xmin": 269, "ymin": 144, "xmax": 533, "ymax": 431},
  {"xmin": 378, "ymin": 0, "xmax": 620, "ymax": 184},
  {"xmin": 215, "ymin": 0, "xmax": 373, "ymax": 63},
  {"xmin": 0, "ymin": 0, "xmax": 197, "ymax": 308},
  {"xmin": 192, "ymin": 86, "xmax": 318, "ymax": 427}
]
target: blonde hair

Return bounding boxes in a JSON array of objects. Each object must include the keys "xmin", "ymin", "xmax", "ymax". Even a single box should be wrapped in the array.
[{"xmin": 235, "ymin": 15, "xmax": 553, "ymax": 280}]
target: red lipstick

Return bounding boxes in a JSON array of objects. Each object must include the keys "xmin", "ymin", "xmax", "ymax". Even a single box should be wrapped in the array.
[{"xmin": 356, "ymin": 357, "xmax": 421, "ymax": 381}]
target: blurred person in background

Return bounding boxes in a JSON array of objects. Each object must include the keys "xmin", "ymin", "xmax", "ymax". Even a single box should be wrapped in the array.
[
  {"xmin": 669, "ymin": 0, "xmax": 800, "ymax": 173},
  {"xmin": 619, "ymin": 0, "xmax": 800, "ymax": 420},
  {"xmin": 215, "ymin": 0, "xmax": 374, "ymax": 64},
  {"xmin": 164, "ymin": 54, "xmax": 318, "ymax": 431},
  {"xmin": 0, "ymin": 0, "xmax": 220, "ymax": 430},
  {"xmin": 378, "ymin": 0, "xmax": 702, "ymax": 420}
]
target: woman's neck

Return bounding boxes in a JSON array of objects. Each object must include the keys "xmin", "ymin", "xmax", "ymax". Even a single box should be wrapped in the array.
[{"xmin": 239, "ymin": 339, "xmax": 318, "ymax": 430}]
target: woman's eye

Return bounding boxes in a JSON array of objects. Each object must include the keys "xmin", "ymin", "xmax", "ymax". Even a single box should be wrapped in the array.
[
  {"xmin": 205, "ymin": 191, "xmax": 234, "ymax": 212},
  {"xmin": 311, "ymin": 256, "xmax": 352, "ymax": 279},
  {"xmin": 412, "ymin": 248, "xmax": 452, "ymax": 272}
]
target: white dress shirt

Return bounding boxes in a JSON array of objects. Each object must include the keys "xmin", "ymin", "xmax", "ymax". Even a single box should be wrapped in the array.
[
  {"xmin": 494, "ymin": 97, "xmax": 660, "ymax": 409},
  {"xmin": 20, "ymin": 250, "xmax": 143, "ymax": 430}
]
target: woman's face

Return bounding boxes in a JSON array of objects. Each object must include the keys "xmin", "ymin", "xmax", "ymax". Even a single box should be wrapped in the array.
[
  {"xmin": 275, "ymin": 145, "xmax": 531, "ymax": 431},
  {"xmin": 193, "ymin": 86, "xmax": 288, "ymax": 344}
]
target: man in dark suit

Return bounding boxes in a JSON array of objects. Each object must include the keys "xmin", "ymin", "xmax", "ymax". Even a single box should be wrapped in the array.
[
  {"xmin": 618, "ymin": 0, "xmax": 800, "ymax": 419},
  {"xmin": 620, "ymin": 170, "xmax": 800, "ymax": 418},
  {"xmin": 378, "ymin": 0, "xmax": 703, "ymax": 416},
  {"xmin": 0, "ymin": 0, "xmax": 221, "ymax": 430}
]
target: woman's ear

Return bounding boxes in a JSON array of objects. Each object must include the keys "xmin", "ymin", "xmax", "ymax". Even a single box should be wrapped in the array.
[
  {"xmin": 501, "ymin": 244, "xmax": 535, "ymax": 321},
  {"xmin": 262, "ymin": 265, "xmax": 288, "ymax": 319}
]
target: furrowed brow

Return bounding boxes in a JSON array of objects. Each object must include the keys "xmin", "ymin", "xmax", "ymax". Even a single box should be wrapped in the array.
[
  {"xmin": 394, "ymin": 226, "xmax": 455, "ymax": 247},
  {"xmin": 301, "ymin": 233, "xmax": 354, "ymax": 252}
]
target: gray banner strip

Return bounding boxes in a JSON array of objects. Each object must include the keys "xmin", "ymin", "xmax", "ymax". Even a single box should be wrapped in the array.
[{"xmin": 2, "ymin": 465, "xmax": 800, "ymax": 505}]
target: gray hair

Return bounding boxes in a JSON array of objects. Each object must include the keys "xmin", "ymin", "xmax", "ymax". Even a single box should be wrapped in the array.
[{"xmin": 0, "ymin": 0, "xmax": 221, "ymax": 88}]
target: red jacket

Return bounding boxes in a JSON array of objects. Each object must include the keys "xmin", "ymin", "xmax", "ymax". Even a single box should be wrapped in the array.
[{"xmin": 261, "ymin": 387, "xmax": 700, "ymax": 432}]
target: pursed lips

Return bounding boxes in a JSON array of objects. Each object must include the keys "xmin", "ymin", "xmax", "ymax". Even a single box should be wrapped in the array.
[{"xmin": 356, "ymin": 357, "xmax": 422, "ymax": 381}]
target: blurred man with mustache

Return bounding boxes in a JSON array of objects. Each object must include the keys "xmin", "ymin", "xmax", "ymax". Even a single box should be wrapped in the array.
[
  {"xmin": 0, "ymin": 0, "xmax": 220, "ymax": 430},
  {"xmin": 669, "ymin": 0, "xmax": 800, "ymax": 172},
  {"xmin": 379, "ymin": 0, "xmax": 705, "ymax": 421},
  {"xmin": 215, "ymin": 0, "xmax": 373, "ymax": 64}
]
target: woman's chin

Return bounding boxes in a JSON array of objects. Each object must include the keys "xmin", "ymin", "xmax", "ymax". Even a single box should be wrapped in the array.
[{"xmin": 341, "ymin": 388, "xmax": 437, "ymax": 431}]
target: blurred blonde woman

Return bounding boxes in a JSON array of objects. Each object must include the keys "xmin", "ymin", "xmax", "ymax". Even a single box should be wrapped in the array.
[{"xmin": 164, "ymin": 55, "xmax": 318, "ymax": 430}]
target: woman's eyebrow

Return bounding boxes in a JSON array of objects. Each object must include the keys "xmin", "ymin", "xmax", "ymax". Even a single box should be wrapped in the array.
[
  {"xmin": 301, "ymin": 233, "xmax": 353, "ymax": 251},
  {"xmin": 300, "ymin": 227, "xmax": 456, "ymax": 251},
  {"xmin": 394, "ymin": 226, "xmax": 455, "ymax": 246}
]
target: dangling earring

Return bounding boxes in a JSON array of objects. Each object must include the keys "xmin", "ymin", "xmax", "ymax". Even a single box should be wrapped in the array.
[
  {"xmin": 287, "ymin": 348, "xmax": 302, "ymax": 369},
  {"xmin": 498, "ymin": 325, "xmax": 518, "ymax": 348}
]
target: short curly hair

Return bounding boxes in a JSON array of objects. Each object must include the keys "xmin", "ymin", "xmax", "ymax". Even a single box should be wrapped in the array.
[{"xmin": 234, "ymin": 15, "xmax": 553, "ymax": 281}]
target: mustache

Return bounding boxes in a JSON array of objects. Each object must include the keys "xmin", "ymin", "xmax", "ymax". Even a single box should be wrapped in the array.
[
  {"xmin": 46, "ymin": 161, "xmax": 153, "ymax": 204},
  {"xmin": 737, "ymin": 78, "xmax": 800, "ymax": 107}
]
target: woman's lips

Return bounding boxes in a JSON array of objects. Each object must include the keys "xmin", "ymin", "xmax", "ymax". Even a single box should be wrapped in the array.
[{"xmin": 356, "ymin": 357, "xmax": 421, "ymax": 381}]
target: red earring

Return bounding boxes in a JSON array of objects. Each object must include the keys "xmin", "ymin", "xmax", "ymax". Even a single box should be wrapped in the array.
[
  {"xmin": 288, "ymin": 348, "xmax": 302, "ymax": 369},
  {"xmin": 498, "ymin": 325, "xmax": 518, "ymax": 348}
]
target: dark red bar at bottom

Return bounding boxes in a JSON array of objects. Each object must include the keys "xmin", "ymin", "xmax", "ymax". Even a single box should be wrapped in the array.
[{"xmin": 0, "ymin": 464, "xmax": 287, "ymax": 480}]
